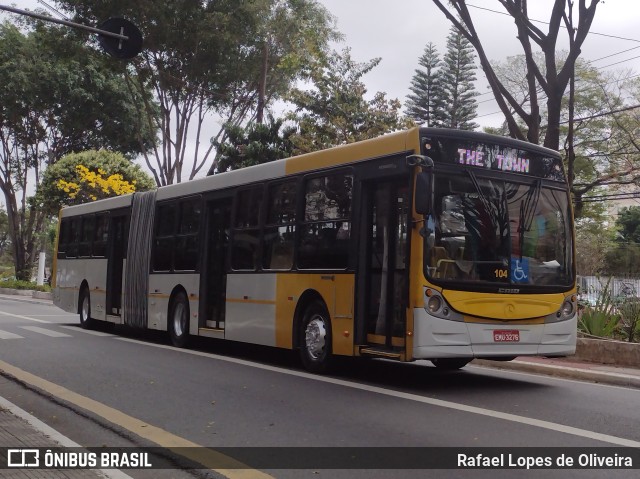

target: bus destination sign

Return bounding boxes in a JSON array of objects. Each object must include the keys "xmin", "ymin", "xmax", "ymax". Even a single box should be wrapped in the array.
[{"xmin": 423, "ymin": 137, "xmax": 566, "ymax": 182}]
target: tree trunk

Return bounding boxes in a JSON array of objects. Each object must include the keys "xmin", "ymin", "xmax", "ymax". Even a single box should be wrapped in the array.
[{"xmin": 256, "ymin": 41, "xmax": 269, "ymax": 125}]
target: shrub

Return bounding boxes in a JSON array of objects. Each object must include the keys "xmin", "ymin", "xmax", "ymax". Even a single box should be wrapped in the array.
[
  {"xmin": 0, "ymin": 278, "xmax": 51, "ymax": 292},
  {"xmin": 618, "ymin": 298, "xmax": 640, "ymax": 343},
  {"xmin": 578, "ymin": 277, "xmax": 620, "ymax": 338}
]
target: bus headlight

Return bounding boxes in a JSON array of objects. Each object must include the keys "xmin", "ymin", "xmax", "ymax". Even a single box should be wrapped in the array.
[
  {"xmin": 427, "ymin": 295, "xmax": 442, "ymax": 313},
  {"xmin": 556, "ymin": 295, "xmax": 577, "ymax": 321},
  {"xmin": 561, "ymin": 300, "xmax": 574, "ymax": 317}
]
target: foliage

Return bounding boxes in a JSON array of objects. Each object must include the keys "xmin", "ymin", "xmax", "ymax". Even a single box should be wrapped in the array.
[
  {"xmin": 578, "ymin": 277, "xmax": 620, "ymax": 338},
  {"xmin": 57, "ymin": 0, "xmax": 340, "ymax": 184},
  {"xmin": 39, "ymin": 150, "xmax": 154, "ymax": 213},
  {"xmin": 0, "ymin": 21, "xmax": 151, "ymax": 280},
  {"xmin": 405, "ymin": 42, "xmax": 441, "ymax": 125},
  {"xmin": 287, "ymin": 48, "xmax": 411, "ymax": 154},
  {"xmin": 618, "ymin": 298, "xmax": 640, "ymax": 343},
  {"xmin": 432, "ymin": 26, "xmax": 479, "ymax": 130},
  {"xmin": 0, "ymin": 278, "xmax": 51, "ymax": 292},
  {"xmin": 578, "ymin": 309, "xmax": 619, "ymax": 338},
  {"xmin": 214, "ymin": 116, "xmax": 296, "ymax": 172},
  {"xmin": 614, "ymin": 206, "xmax": 640, "ymax": 244}
]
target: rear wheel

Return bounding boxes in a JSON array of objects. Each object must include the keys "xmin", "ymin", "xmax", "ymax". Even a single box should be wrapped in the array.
[
  {"xmin": 79, "ymin": 287, "xmax": 95, "ymax": 330},
  {"xmin": 430, "ymin": 358, "xmax": 471, "ymax": 370},
  {"xmin": 169, "ymin": 291, "xmax": 190, "ymax": 348},
  {"xmin": 300, "ymin": 301, "xmax": 333, "ymax": 374}
]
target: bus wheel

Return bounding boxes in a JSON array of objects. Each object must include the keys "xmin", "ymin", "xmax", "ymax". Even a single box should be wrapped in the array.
[
  {"xmin": 169, "ymin": 291, "xmax": 190, "ymax": 348},
  {"xmin": 79, "ymin": 287, "xmax": 95, "ymax": 330},
  {"xmin": 300, "ymin": 301, "xmax": 333, "ymax": 373},
  {"xmin": 430, "ymin": 358, "xmax": 471, "ymax": 370}
]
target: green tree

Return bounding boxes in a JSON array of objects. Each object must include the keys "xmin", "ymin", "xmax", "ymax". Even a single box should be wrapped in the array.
[
  {"xmin": 615, "ymin": 207, "xmax": 640, "ymax": 244},
  {"xmin": 287, "ymin": 48, "xmax": 410, "ymax": 154},
  {"xmin": 0, "ymin": 21, "xmax": 151, "ymax": 280},
  {"xmin": 214, "ymin": 116, "xmax": 296, "ymax": 172},
  {"xmin": 39, "ymin": 150, "xmax": 155, "ymax": 213},
  {"xmin": 433, "ymin": 26, "xmax": 479, "ymax": 130},
  {"xmin": 57, "ymin": 0, "xmax": 339, "ymax": 184},
  {"xmin": 405, "ymin": 43, "xmax": 441, "ymax": 125}
]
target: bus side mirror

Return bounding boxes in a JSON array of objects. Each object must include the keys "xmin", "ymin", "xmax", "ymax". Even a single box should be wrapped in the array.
[{"xmin": 415, "ymin": 171, "xmax": 432, "ymax": 215}]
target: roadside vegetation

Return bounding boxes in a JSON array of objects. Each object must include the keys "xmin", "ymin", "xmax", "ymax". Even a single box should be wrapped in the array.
[{"xmin": 578, "ymin": 277, "xmax": 640, "ymax": 342}]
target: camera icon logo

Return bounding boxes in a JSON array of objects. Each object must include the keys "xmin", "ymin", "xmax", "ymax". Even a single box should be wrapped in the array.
[{"xmin": 7, "ymin": 449, "xmax": 40, "ymax": 468}]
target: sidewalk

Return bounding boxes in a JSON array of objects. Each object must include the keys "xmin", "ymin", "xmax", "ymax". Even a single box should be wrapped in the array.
[{"xmin": 0, "ymin": 397, "xmax": 125, "ymax": 478}]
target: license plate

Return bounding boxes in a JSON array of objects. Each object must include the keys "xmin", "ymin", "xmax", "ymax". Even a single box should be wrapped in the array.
[{"xmin": 493, "ymin": 330, "xmax": 520, "ymax": 342}]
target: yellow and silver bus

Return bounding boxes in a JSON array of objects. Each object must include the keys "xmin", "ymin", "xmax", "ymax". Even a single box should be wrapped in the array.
[{"xmin": 53, "ymin": 127, "xmax": 576, "ymax": 372}]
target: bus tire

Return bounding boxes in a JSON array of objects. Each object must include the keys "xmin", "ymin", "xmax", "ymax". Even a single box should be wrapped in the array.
[
  {"xmin": 430, "ymin": 358, "xmax": 471, "ymax": 370},
  {"xmin": 169, "ymin": 291, "xmax": 190, "ymax": 348},
  {"xmin": 79, "ymin": 287, "xmax": 95, "ymax": 330},
  {"xmin": 299, "ymin": 301, "xmax": 333, "ymax": 374}
]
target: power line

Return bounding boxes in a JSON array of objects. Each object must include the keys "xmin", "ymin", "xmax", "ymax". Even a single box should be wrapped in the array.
[
  {"xmin": 591, "ymin": 46, "xmax": 640, "ymax": 63},
  {"xmin": 467, "ymin": 3, "xmax": 640, "ymax": 43}
]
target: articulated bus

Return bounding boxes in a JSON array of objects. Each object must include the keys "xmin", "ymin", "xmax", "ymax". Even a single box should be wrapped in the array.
[{"xmin": 53, "ymin": 127, "xmax": 576, "ymax": 372}]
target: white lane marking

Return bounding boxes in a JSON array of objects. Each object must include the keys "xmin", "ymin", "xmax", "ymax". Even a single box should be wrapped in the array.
[
  {"xmin": 20, "ymin": 326, "xmax": 72, "ymax": 338},
  {"xmin": 0, "ymin": 395, "xmax": 133, "ymax": 479},
  {"xmin": 0, "ymin": 329, "xmax": 23, "ymax": 339},
  {"xmin": 117, "ymin": 336, "xmax": 640, "ymax": 448},
  {"xmin": 0, "ymin": 310, "xmax": 50, "ymax": 323},
  {"xmin": 59, "ymin": 325, "xmax": 115, "ymax": 337}
]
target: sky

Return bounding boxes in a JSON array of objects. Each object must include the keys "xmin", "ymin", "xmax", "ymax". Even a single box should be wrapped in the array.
[{"xmin": 317, "ymin": 0, "xmax": 640, "ymax": 128}]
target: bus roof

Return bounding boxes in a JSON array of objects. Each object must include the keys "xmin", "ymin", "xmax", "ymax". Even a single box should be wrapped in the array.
[
  {"xmin": 59, "ymin": 127, "xmax": 560, "ymax": 216},
  {"xmin": 419, "ymin": 127, "xmax": 562, "ymax": 159}
]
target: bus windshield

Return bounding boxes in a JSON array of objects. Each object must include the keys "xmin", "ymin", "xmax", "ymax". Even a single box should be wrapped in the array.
[{"xmin": 425, "ymin": 172, "xmax": 574, "ymax": 288}]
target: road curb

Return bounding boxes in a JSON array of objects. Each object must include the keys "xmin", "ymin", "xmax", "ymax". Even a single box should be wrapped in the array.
[
  {"xmin": 0, "ymin": 293, "xmax": 53, "ymax": 305},
  {"xmin": 472, "ymin": 359, "xmax": 640, "ymax": 389}
]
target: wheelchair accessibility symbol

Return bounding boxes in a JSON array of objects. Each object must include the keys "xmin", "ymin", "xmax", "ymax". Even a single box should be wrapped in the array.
[{"xmin": 511, "ymin": 257, "xmax": 529, "ymax": 283}]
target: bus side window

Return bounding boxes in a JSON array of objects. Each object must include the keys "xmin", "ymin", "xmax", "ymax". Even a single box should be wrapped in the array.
[
  {"xmin": 92, "ymin": 214, "xmax": 109, "ymax": 258},
  {"xmin": 58, "ymin": 220, "xmax": 69, "ymax": 259},
  {"xmin": 78, "ymin": 216, "xmax": 94, "ymax": 258},
  {"xmin": 231, "ymin": 187, "xmax": 263, "ymax": 271},
  {"xmin": 298, "ymin": 172, "xmax": 352, "ymax": 269},
  {"xmin": 175, "ymin": 198, "xmax": 201, "ymax": 271},
  {"xmin": 153, "ymin": 202, "xmax": 177, "ymax": 272},
  {"xmin": 263, "ymin": 181, "xmax": 296, "ymax": 270},
  {"xmin": 66, "ymin": 218, "xmax": 80, "ymax": 258}
]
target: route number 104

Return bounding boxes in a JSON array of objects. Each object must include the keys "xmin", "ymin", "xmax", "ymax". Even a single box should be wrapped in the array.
[{"xmin": 494, "ymin": 269, "xmax": 508, "ymax": 279}]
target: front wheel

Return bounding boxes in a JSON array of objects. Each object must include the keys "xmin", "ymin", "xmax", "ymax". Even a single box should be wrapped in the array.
[
  {"xmin": 169, "ymin": 291, "xmax": 190, "ymax": 348},
  {"xmin": 79, "ymin": 288, "xmax": 95, "ymax": 330},
  {"xmin": 430, "ymin": 358, "xmax": 471, "ymax": 370},
  {"xmin": 300, "ymin": 301, "xmax": 333, "ymax": 374}
]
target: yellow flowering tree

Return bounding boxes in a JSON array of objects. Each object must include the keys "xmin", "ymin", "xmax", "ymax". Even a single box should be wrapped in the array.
[
  {"xmin": 40, "ymin": 150, "xmax": 155, "ymax": 213},
  {"xmin": 57, "ymin": 165, "xmax": 138, "ymax": 202}
]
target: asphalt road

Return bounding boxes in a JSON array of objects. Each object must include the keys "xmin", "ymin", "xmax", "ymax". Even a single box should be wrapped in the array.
[{"xmin": 1, "ymin": 297, "xmax": 639, "ymax": 479}]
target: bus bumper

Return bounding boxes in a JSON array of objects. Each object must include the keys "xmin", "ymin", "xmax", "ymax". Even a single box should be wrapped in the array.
[{"xmin": 412, "ymin": 308, "xmax": 577, "ymax": 359}]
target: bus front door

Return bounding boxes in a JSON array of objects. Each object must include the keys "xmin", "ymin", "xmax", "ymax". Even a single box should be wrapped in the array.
[
  {"xmin": 359, "ymin": 179, "xmax": 410, "ymax": 356},
  {"xmin": 200, "ymin": 198, "xmax": 232, "ymax": 331}
]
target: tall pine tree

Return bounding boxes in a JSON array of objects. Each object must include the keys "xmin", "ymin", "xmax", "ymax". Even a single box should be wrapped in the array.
[
  {"xmin": 405, "ymin": 43, "xmax": 441, "ymax": 125},
  {"xmin": 434, "ymin": 26, "xmax": 479, "ymax": 130}
]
